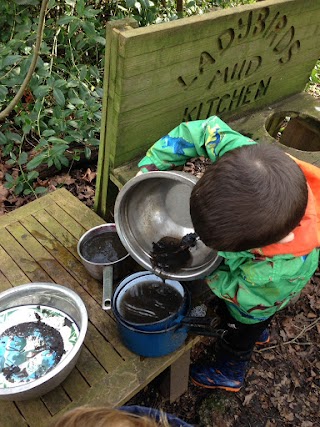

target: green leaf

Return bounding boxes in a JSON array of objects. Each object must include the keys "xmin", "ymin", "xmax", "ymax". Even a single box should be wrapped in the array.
[
  {"xmin": 126, "ymin": 0, "xmax": 136, "ymax": 7},
  {"xmin": 18, "ymin": 151, "xmax": 28, "ymax": 165},
  {"xmin": 27, "ymin": 170, "xmax": 39, "ymax": 181},
  {"xmin": 81, "ymin": 21, "xmax": 96, "ymax": 37},
  {"xmin": 87, "ymin": 137, "xmax": 100, "ymax": 146},
  {"xmin": 79, "ymin": 65, "xmax": 87, "ymax": 81},
  {"xmin": 0, "ymin": 85, "xmax": 8, "ymax": 99},
  {"xmin": 53, "ymin": 157, "xmax": 62, "ymax": 170},
  {"xmin": 15, "ymin": 0, "xmax": 38, "ymax": 5},
  {"xmin": 3, "ymin": 55, "xmax": 22, "ymax": 67},
  {"xmin": 76, "ymin": 0, "xmax": 85, "ymax": 16},
  {"xmin": 93, "ymin": 36, "xmax": 106, "ymax": 45},
  {"xmin": 42, "ymin": 129, "xmax": 56, "ymax": 137},
  {"xmin": 27, "ymin": 153, "xmax": 47, "ymax": 171},
  {"xmin": 14, "ymin": 182, "xmax": 24, "ymax": 195},
  {"xmin": 83, "ymin": 8, "xmax": 101, "ymax": 18},
  {"xmin": 33, "ymin": 85, "xmax": 50, "ymax": 98},
  {"xmin": 53, "ymin": 88, "xmax": 65, "ymax": 106},
  {"xmin": 5, "ymin": 173, "xmax": 14, "ymax": 183},
  {"xmin": 35, "ymin": 186, "xmax": 47, "ymax": 195},
  {"xmin": 54, "ymin": 79, "xmax": 68, "ymax": 88},
  {"xmin": 59, "ymin": 155, "xmax": 69, "ymax": 167},
  {"xmin": 0, "ymin": 132, "xmax": 7, "ymax": 145},
  {"xmin": 5, "ymin": 131, "xmax": 21, "ymax": 143},
  {"xmin": 68, "ymin": 98, "xmax": 84, "ymax": 105},
  {"xmin": 57, "ymin": 16, "xmax": 77, "ymax": 25},
  {"xmin": 84, "ymin": 146, "xmax": 91, "ymax": 159},
  {"xmin": 48, "ymin": 137, "xmax": 68, "ymax": 144}
]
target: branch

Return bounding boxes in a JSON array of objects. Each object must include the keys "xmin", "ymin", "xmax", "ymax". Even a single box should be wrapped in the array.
[
  {"xmin": 0, "ymin": 0, "xmax": 49, "ymax": 121},
  {"xmin": 257, "ymin": 315, "xmax": 320, "ymax": 352}
]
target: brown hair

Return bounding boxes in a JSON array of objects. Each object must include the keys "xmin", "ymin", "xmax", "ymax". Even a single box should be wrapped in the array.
[
  {"xmin": 190, "ymin": 143, "xmax": 308, "ymax": 251},
  {"xmin": 50, "ymin": 407, "xmax": 169, "ymax": 427}
]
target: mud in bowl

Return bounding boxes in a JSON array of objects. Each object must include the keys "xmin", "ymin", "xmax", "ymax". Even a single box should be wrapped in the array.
[
  {"xmin": 112, "ymin": 272, "xmax": 226, "ymax": 357},
  {"xmin": 77, "ymin": 224, "xmax": 130, "ymax": 310}
]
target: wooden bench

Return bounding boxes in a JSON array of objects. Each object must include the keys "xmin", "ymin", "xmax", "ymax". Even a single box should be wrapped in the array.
[
  {"xmin": 0, "ymin": 189, "xmax": 202, "ymax": 426},
  {"xmin": 94, "ymin": 0, "xmax": 320, "ymax": 217}
]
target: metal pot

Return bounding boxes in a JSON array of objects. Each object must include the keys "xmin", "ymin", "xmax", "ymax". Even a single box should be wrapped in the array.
[
  {"xmin": 77, "ymin": 224, "xmax": 131, "ymax": 310},
  {"xmin": 113, "ymin": 272, "xmax": 188, "ymax": 332},
  {"xmin": 0, "ymin": 283, "xmax": 88, "ymax": 400},
  {"xmin": 112, "ymin": 272, "xmax": 226, "ymax": 357},
  {"xmin": 114, "ymin": 171, "xmax": 222, "ymax": 281}
]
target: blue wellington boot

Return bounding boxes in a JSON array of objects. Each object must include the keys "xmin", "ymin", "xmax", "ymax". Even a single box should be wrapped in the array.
[
  {"xmin": 190, "ymin": 358, "xmax": 248, "ymax": 392},
  {"xmin": 255, "ymin": 328, "xmax": 270, "ymax": 345}
]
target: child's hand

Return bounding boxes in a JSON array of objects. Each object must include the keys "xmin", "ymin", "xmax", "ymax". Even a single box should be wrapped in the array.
[{"xmin": 135, "ymin": 170, "xmax": 143, "ymax": 177}]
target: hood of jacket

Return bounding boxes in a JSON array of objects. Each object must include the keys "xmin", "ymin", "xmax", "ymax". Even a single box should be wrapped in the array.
[{"xmin": 253, "ymin": 156, "xmax": 320, "ymax": 257}]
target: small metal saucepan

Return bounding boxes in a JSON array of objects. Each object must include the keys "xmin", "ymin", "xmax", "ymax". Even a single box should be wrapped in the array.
[
  {"xmin": 77, "ymin": 224, "xmax": 130, "ymax": 310},
  {"xmin": 112, "ymin": 271, "xmax": 226, "ymax": 357}
]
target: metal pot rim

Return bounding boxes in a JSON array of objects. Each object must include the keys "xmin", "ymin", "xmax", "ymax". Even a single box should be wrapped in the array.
[
  {"xmin": 112, "ymin": 273, "xmax": 190, "ymax": 331},
  {"xmin": 77, "ymin": 223, "xmax": 130, "ymax": 266},
  {"xmin": 0, "ymin": 283, "xmax": 88, "ymax": 399}
]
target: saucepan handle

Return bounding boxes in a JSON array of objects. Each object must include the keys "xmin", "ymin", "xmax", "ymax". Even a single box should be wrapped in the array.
[
  {"xmin": 102, "ymin": 265, "xmax": 113, "ymax": 310},
  {"xmin": 179, "ymin": 316, "xmax": 227, "ymax": 338}
]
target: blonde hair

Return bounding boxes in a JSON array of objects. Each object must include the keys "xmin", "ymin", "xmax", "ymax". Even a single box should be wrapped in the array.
[{"xmin": 50, "ymin": 406, "xmax": 170, "ymax": 427}]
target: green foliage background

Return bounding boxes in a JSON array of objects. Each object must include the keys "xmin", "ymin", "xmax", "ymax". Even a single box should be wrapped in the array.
[{"xmin": 0, "ymin": 0, "xmax": 318, "ymax": 196}]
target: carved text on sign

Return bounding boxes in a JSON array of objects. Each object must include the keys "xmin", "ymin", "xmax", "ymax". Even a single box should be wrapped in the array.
[
  {"xmin": 179, "ymin": 6, "xmax": 301, "ymax": 120},
  {"xmin": 183, "ymin": 77, "xmax": 272, "ymax": 121}
]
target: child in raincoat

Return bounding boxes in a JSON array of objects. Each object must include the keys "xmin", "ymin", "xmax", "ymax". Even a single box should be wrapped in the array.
[{"xmin": 137, "ymin": 116, "xmax": 320, "ymax": 392}]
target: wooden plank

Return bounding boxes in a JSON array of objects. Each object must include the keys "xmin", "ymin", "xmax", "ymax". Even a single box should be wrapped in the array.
[
  {"xmin": 50, "ymin": 189, "xmax": 105, "ymax": 230},
  {"xmin": 0, "ymin": 194, "xmax": 54, "ymax": 228},
  {"xmin": 41, "ymin": 386, "xmax": 71, "ymax": 417},
  {"xmin": 30, "ymin": 210, "xmax": 81, "ymax": 258},
  {"xmin": 0, "ymin": 401, "xmax": 28, "ymax": 427},
  {"xmin": 0, "ymin": 270, "xmax": 13, "ymax": 292},
  {"xmin": 117, "ymin": 0, "xmax": 318, "ymax": 56},
  {"xmin": 16, "ymin": 398, "xmax": 53, "ymax": 427},
  {"xmin": 75, "ymin": 345, "xmax": 108, "ymax": 385},
  {"xmin": 19, "ymin": 213, "xmax": 102, "ymax": 302},
  {"xmin": 95, "ymin": 19, "xmax": 138, "ymax": 217},
  {"xmin": 0, "ymin": 238, "xmax": 36, "ymax": 285},
  {"xmin": 84, "ymin": 322, "xmax": 124, "ymax": 372},
  {"xmin": 49, "ymin": 335, "xmax": 200, "ymax": 422},
  {"xmin": 33, "ymin": 203, "xmax": 87, "ymax": 243},
  {"xmin": 159, "ymin": 350, "xmax": 191, "ymax": 403},
  {"xmin": 60, "ymin": 367, "xmax": 90, "ymax": 401}
]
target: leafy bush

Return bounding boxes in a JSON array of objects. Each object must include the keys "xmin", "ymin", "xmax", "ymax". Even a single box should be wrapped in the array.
[{"xmin": 0, "ymin": 0, "xmax": 105, "ymax": 195}]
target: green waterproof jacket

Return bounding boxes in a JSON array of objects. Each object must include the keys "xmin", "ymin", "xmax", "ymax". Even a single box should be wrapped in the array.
[{"xmin": 138, "ymin": 116, "xmax": 320, "ymax": 324}]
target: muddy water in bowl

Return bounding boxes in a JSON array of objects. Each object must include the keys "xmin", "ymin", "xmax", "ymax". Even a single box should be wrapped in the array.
[
  {"xmin": 81, "ymin": 233, "xmax": 127, "ymax": 264},
  {"xmin": 77, "ymin": 224, "xmax": 130, "ymax": 310},
  {"xmin": 118, "ymin": 280, "xmax": 184, "ymax": 324}
]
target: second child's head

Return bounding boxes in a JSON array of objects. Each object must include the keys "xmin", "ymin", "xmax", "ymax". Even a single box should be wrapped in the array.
[
  {"xmin": 50, "ymin": 407, "xmax": 169, "ymax": 427},
  {"xmin": 190, "ymin": 143, "xmax": 308, "ymax": 252}
]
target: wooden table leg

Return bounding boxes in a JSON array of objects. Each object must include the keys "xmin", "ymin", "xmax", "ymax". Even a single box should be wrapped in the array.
[{"xmin": 159, "ymin": 349, "xmax": 191, "ymax": 403}]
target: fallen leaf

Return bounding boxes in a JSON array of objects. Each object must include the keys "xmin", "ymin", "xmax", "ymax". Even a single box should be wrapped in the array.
[
  {"xmin": 243, "ymin": 391, "xmax": 256, "ymax": 406},
  {"xmin": 82, "ymin": 168, "xmax": 97, "ymax": 182}
]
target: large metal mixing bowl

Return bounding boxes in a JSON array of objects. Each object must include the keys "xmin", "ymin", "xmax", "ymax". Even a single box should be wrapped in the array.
[
  {"xmin": 114, "ymin": 171, "xmax": 221, "ymax": 280},
  {"xmin": 0, "ymin": 283, "xmax": 88, "ymax": 400}
]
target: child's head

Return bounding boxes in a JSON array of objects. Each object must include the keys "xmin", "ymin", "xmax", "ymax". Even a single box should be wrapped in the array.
[
  {"xmin": 190, "ymin": 143, "xmax": 308, "ymax": 251},
  {"xmin": 50, "ymin": 406, "xmax": 169, "ymax": 427}
]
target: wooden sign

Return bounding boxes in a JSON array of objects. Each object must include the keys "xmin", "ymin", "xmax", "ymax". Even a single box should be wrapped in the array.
[
  {"xmin": 102, "ymin": 0, "xmax": 320, "ymax": 168},
  {"xmin": 95, "ymin": 0, "xmax": 320, "ymax": 215}
]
